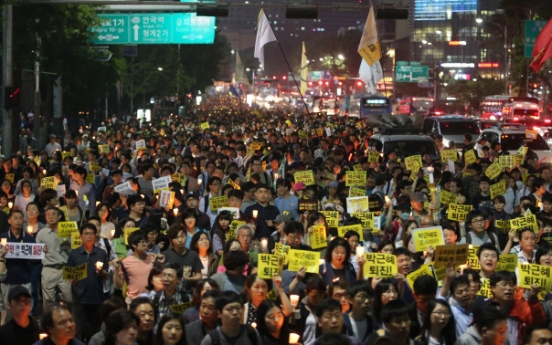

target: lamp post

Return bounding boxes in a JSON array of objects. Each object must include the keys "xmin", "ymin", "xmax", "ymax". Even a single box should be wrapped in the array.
[{"xmin": 476, "ymin": 18, "xmax": 508, "ymax": 95}]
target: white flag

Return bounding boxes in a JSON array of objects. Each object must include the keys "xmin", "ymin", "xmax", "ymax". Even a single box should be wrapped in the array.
[
  {"xmin": 359, "ymin": 59, "xmax": 383, "ymax": 94},
  {"xmin": 235, "ymin": 52, "xmax": 250, "ymax": 85},
  {"xmin": 254, "ymin": 9, "xmax": 277, "ymax": 69}
]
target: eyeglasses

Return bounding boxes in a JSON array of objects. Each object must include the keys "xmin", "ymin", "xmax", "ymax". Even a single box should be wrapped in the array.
[
  {"xmin": 471, "ymin": 218, "xmax": 486, "ymax": 224},
  {"xmin": 496, "ymin": 281, "xmax": 515, "ymax": 288}
]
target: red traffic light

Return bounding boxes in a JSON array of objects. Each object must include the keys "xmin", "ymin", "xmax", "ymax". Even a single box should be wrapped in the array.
[
  {"xmin": 282, "ymin": 76, "xmax": 287, "ymax": 80},
  {"xmin": 357, "ymin": 81, "xmax": 363, "ymax": 86}
]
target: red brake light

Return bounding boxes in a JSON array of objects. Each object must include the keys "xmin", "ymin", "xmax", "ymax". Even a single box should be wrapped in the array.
[
  {"xmin": 513, "ymin": 117, "xmax": 519, "ymax": 121},
  {"xmin": 545, "ymin": 119, "xmax": 551, "ymax": 123}
]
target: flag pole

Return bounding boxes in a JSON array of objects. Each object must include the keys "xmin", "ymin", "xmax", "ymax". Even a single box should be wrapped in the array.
[{"xmin": 274, "ymin": 41, "xmax": 311, "ymax": 116}]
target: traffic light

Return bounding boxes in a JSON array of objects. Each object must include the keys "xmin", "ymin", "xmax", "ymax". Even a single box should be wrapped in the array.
[{"xmin": 4, "ymin": 86, "xmax": 20, "ymax": 111}]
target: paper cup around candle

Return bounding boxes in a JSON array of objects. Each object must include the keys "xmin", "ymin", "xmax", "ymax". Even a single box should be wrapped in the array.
[
  {"xmin": 290, "ymin": 295, "xmax": 299, "ymax": 307},
  {"xmin": 289, "ymin": 333, "xmax": 300, "ymax": 344},
  {"xmin": 95, "ymin": 262, "xmax": 104, "ymax": 270},
  {"xmin": 39, "ymin": 333, "xmax": 47, "ymax": 340},
  {"xmin": 173, "ymin": 209, "xmax": 179, "ymax": 216},
  {"xmin": 251, "ymin": 322, "xmax": 257, "ymax": 329},
  {"xmin": 252, "ymin": 210, "xmax": 258, "ymax": 218},
  {"xmin": 42, "ymin": 169, "xmax": 47, "ymax": 175},
  {"xmin": 261, "ymin": 238, "xmax": 268, "ymax": 249},
  {"xmin": 110, "ymin": 229, "xmax": 116, "ymax": 238},
  {"xmin": 1, "ymin": 238, "xmax": 6, "ymax": 246},
  {"xmin": 27, "ymin": 225, "xmax": 33, "ymax": 234},
  {"xmin": 96, "ymin": 201, "xmax": 100, "ymax": 206},
  {"xmin": 356, "ymin": 245, "xmax": 365, "ymax": 257},
  {"xmin": 8, "ymin": 202, "xmax": 13, "ymax": 209},
  {"xmin": 319, "ymin": 259, "xmax": 325, "ymax": 266}
]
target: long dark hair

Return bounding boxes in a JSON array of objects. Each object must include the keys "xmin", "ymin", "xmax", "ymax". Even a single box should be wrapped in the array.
[
  {"xmin": 153, "ymin": 312, "xmax": 186, "ymax": 345},
  {"xmin": 256, "ymin": 299, "xmax": 289, "ymax": 343},
  {"xmin": 419, "ymin": 300, "xmax": 456, "ymax": 345},
  {"xmin": 372, "ymin": 278, "xmax": 399, "ymax": 324},
  {"xmin": 212, "ymin": 210, "xmax": 233, "ymax": 249}
]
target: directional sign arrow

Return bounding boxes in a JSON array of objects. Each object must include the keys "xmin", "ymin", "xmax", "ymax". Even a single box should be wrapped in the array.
[
  {"xmin": 133, "ymin": 24, "xmax": 140, "ymax": 41},
  {"xmin": 98, "ymin": 35, "xmax": 105, "ymax": 40}
]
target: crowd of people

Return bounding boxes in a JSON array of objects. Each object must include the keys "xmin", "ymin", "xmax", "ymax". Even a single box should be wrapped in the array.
[{"xmin": 0, "ymin": 94, "xmax": 552, "ymax": 345}]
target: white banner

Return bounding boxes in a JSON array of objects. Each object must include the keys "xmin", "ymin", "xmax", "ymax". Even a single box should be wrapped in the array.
[
  {"xmin": 0, "ymin": 242, "xmax": 45, "ymax": 260},
  {"xmin": 152, "ymin": 176, "xmax": 172, "ymax": 193}
]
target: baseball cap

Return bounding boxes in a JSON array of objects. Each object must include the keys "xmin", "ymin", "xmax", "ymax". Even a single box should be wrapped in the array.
[
  {"xmin": 329, "ymin": 181, "xmax": 339, "ymax": 189},
  {"xmin": 273, "ymin": 214, "xmax": 292, "ymax": 224},
  {"xmin": 410, "ymin": 192, "xmax": 425, "ymax": 203},
  {"xmin": 8, "ymin": 286, "xmax": 31, "ymax": 302},
  {"xmin": 186, "ymin": 191, "xmax": 199, "ymax": 199},
  {"xmin": 293, "ymin": 182, "xmax": 306, "ymax": 191}
]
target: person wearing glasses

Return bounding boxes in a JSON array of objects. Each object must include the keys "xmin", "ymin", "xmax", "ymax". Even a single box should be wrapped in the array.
[
  {"xmin": 416, "ymin": 300, "xmax": 456, "ymax": 345},
  {"xmin": 66, "ymin": 223, "xmax": 108, "ymax": 342},
  {"xmin": 459, "ymin": 209, "xmax": 499, "ymax": 247}
]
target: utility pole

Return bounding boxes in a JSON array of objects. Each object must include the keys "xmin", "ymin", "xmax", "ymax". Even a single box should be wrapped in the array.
[
  {"xmin": 2, "ymin": 4, "xmax": 13, "ymax": 156},
  {"xmin": 34, "ymin": 19, "xmax": 41, "ymax": 128}
]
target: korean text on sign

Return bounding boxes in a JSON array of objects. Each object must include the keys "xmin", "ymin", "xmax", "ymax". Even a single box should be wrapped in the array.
[
  {"xmin": 412, "ymin": 226, "xmax": 444, "ymax": 252},
  {"xmin": 485, "ymin": 162, "xmax": 502, "ymax": 179},
  {"xmin": 439, "ymin": 191, "xmax": 458, "ymax": 205},
  {"xmin": 477, "ymin": 278, "xmax": 492, "ymax": 298},
  {"xmin": 287, "ymin": 249, "xmax": 320, "ymax": 274},
  {"xmin": 440, "ymin": 149, "xmax": 457, "ymax": 162},
  {"xmin": 490, "ymin": 181, "xmax": 507, "ymax": 199},
  {"xmin": 510, "ymin": 215, "xmax": 539, "ymax": 233},
  {"xmin": 258, "ymin": 254, "xmax": 280, "ymax": 279},
  {"xmin": 63, "ymin": 263, "xmax": 88, "ymax": 281},
  {"xmin": 0, "ymin": 242, "xmax": 45, "ymax": 260},
  {"xmin": 274, "ymin": 242, "xmax": 290, "ymax": 265},
  {"xmin": 406, "ymin": 264, "xmax": 436, "ymax": 290},
  {"xmin": 227, "ymin": 220, "xmax": 245, "ymax": 240},
  {"xmin": 351, "ymin": 212, "xmax": 374, "ymax": 230},
  {"xmin": 57, "ymin": 222, "xmax": 79, "ymax": 238},
  {"xmin": 310, "ymin": 225, "xmax": 327, "ymax": 249},
  {"xmin": 363, "ymin": 253, "xmax": 397, "ymax": 278},
  {"xmin": 345, "ymin": 171, "xmax": 367, "ymax": 187},
  {"xmin": 209, "ymin": 196, "xmax": 229, "ymax": 212},
  {"xmin": 447, "ymin": 204, "xmax": 472, "ymax": 222},
  {"xmin": 337, "ymin": 224, "xmax": 364, "ymax": 241},
  {"xmin": 433, "ymin": 244, "xmax": 469, "ymax": 267},
  {"xmin": 346, "ymin": 196, "xmax": 369, "ymax": 214},
  {"xmin": 405, "ymin": 155, "xmax": 422, "ymax": 171},
  {"xmin": 294, "ymin": 170, "xmax": 315, "ymax": 186},
  {"xmin": 496, "ymin": 254, "xmax": 517, "ymax": 272},
  {"xmin": 152, "ymin": 176, "xmax": 171, "ymax": 194},
  {"xmin": 320, "ymin": 211, "xmax": 338, "ymax": 228},
  {"xmin": 517, "ymin": 263, "xmax": 552, "ymax": 291},
  {"xmin": 467, "ymin": 245, "xmax": 480, "ymax": 270}
]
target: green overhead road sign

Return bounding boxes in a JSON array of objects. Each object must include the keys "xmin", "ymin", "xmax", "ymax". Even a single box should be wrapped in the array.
[
  {"xmin": 524, "ymin": 20, "xmax": 547, "ymax": 58},
  {"xmin": 90, "ymin": 13, "xmax": 215, "ymax": 44},
  {"xmin": 395, "ymin": 61, "xmax": 429, "ymax": 83}
]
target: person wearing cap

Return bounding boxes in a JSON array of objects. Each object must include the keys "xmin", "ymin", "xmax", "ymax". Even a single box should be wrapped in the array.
[
  {"xmin": 410, "ymin": 192, "xmax": 429, "ymax": 225},
  {"xmin": 268, "ymin": 213, "xmax": 292, "ymax": 252},
  {"xmin": 321, "ymin": 181, "xmax": 340, "ymax": 209},
  {"xmin": 293, "ymin": 181, "xmax": 307, "ymax": 199},
  {"xmin": 0, "ymin": 285, "xmax": 39, "ymax": 345},
  {"xmin": 274, "ymin": 178, "xmax": 299, "ymax": 222},
  {"xmin": 45, "ymin": 134, "xmax": 61, "ymax": 158}
]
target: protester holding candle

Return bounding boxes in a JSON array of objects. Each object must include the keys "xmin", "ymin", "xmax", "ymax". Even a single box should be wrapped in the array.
[
  {"xmin": 242, "ymin": 273, "xmax": 292, "ymax": 325},
  {"xmin": 66, "ymin": 222, "xmax": 108, "ymax": 342},
  {"xmin": 256, "ymin": 299, "xmax": 292, "ymax": 345}
]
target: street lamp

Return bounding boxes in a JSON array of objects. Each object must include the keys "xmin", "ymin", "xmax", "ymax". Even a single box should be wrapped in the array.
[
  {"xmin": 337, "ymin": 54, "xmax": 345, "ymax": 60},
  {"xmin": 476, "ymin": 18, "xmax": 508, "ymax": 94},
  {"xmin": 158, "ymin": 67, "xmax": 163, "ymax": 71}
]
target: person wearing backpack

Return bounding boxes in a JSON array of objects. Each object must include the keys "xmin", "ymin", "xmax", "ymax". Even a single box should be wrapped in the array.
[
  {"xmin": 200, "ymin": 290, "xmax": 262, "ymax": 345},
  {"xmin": 150, "ymin": 262, "xmax": 189, "ymax": 324},
  {"xmin": 458, "ymin": 209, "xmax": 500, "ymax": 248}
]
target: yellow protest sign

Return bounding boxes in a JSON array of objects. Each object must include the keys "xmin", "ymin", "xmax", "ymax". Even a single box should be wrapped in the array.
[
  {"xmin": 99, "ymin": 144, "xmax": 110, "ymax": 154},
  {"xmin": 5, "ymin": 173, "xmax": 14, "ymax": 183},
  {"xmin": 258, "ymin": 254, "xmax": 281, "ymax": 279},
  {"xmin": 200, "ymin": 122, "xmax": 210, "ymax": 130},
  {"xmin": 320, "ymin": 211, "xmax": 338, "ymax": 228},
  {"xmin": 350, "ymin": 211, "xmax": 372, "ymax": 228},
  {"xmin": 447, "ymin": 204, "xmax": 473, "ymax": 221},
  {"xmin": 441, "ymin": 149, "xmax": 458, "ymax": 162},
  {"xmin": 485, "ymin": 161, "xmax": 502, "ymax": 179},
  {"xmin": 209, "ymin": 196, "xmax": 229, "ymax": 212},
  {"xmin": 467, "ymin": 245, "xmax": 480, "ymax": 270},
  {"xmin": 346, "ymin": 171, "xmax": 366, "ymax": 187},
  {"xmin": 349, "ymin": 187, "xmax": 366, "ymax": 198},
  {"xmin": 288, "ymin": 249, "xmax": 321, "ymax": 274},
  {"xmin": 249, "ymin": 142, "xmax": 263, "ymax": 151},
  {"xmin": 363, "ymin": 253, "xmax": 397, "ymax": 278},
  {"xmin": 346, "ymin": 196, "xmax": 369, "ymax": 214},
  {"xmin": 494, "ymin": 220, "xmax": 511, "ymax": 232},
  {"xmin": 412, "ymin": 226, "xmax": 444, "ymax": 252},
  {"xmin": 510, "ymin": 215, "xmax": 538, "ymax": 233},
  {"xmin": 274, "ymin": 242, "xmax": 290, "ymax": 265},
  {"xmin": 496, "ymin": 254, "xmax": 517, "ymax": 272},
  {"xmin": 41, "ymin": 176, "xmax": 56, "ymax": 189},
  {"xmin": 294, "ymin": 170, "xmax": 315, "ymax": 186},
  {"xmin": 298, "ymin": 130, "xmax": 309, "ymax": 140},
  {"xmin": 57, "ymin": 222, "xmax": 79, "ymax": 238},
  {"xmin": 439, "ymin": 190, "xmax": 458, "ymax": 205},
  {"xmin": 227, "ymin": 178, "xmax": 240, "ymax": 190},
  {"xmin": 518, "ymin": 146, "xmax": 529, "ymax": 158},
  {"xmin": 353, "ymin": 164, "xmax": 363, "ymax": 171},
  {"xmin": 169, "ymin": 302, "xmax": 194, "ymax": 315},
  {"xmin": 89, "ymin": 162, "xmax": 101, "ymax": 173},
  {"xmin": 61, "ymin": 151, "xmax": 71, "ymax": 160},
  {"xmin": 63, "ymin": 263, "xmax": 87, "ymax": 281},
  {"xmin": 517, "ymin": 263, "xmax": 552, "ymax": 292},
  {"xmin": 85, "ymin": 174, "xmax": 95, "ymax": 185},
  {"xmin": 337, "ymin": 224, "xmax": 364, "ymax": 241},
  {"xmin": 71, "ymin": 231, "xmax": 82, "ymax": 249},
  {"xmin": 405, "ymin": 155, "xmax": 422, "ymax": 171},
  {"xmin": 433, "ymin": 244, "xmax": 469, "ymax": 267},
  {"xmin": 228, "ymin": 220, "xmax": 245, "ymax": 240},
  {"xmin": 490, "ymin": 180, "xmax": 507, "ymax": 199},
  {"xmin": 262, "ymin": 161, "xmax": 267, "ymax": 171},
  {"xmin": 407, "ymin": 263, "xmax": 436, "ymax": 290},
  {"xmin": 367, "ymin": 151, "xmax": 380, "ymax": 163},
  {"xmin": 310, "ymin": 225, "xmax": 327, "ymax": 249},
  {"xmin": 266, "ymin": 289, "xmax": 278, "ymax": 300},
  {"xmin": 464, "ymin": 150, "xmax": 477, "ymax": 165},
  {"xmin": 477, "ymin": 278, "xmax": 493, "ymax": 298},
  {"xmin": 316, "ymin": 128, "xmax": 324, "ymax": 137},
  {"xmin": 124, "ymin": 227, "xmax": 140, "ymax": 245}
]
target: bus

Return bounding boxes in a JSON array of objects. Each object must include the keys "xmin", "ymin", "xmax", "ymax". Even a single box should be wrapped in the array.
[
  {"xmin": 480, "ymin": 95, "xmax": 540, "ymax": 120},
  {"xmin": 359, "ymin": 94, "xmax": 393, "ymax": 119},
  {"xmin": 502, "ymin": 101, "xmax": 541, "ymax": 122},
  {"xmin": 397, "ymin": 97, "xmax": 434, "ymax": 116}
]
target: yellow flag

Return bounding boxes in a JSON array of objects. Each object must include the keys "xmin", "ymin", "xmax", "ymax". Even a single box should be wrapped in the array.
[
  {"xmin": 358, "ymin": 6, "xmax": 381, "ymax": 66},
  {"xmin": 300, "ymin": 41, "xmax": 308, "ymax": 95}
]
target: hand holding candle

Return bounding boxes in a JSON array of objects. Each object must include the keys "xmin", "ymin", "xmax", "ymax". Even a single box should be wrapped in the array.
[
  {"xmin": 27, "ymin": 225, "xmax": 33, "ymax": 234},
  {"xmin": 95, "ymin": 261, "xmax": 104, "ymax": 271},
  {"xmin": 261, "ymin": 238, "xmax": 268, "ymax": 250},
  {"xmin": 1, "ymin": 238, "xmax": 6, "ymax": 246},
  {"xmin": 252, "ymin": 210, "xmax": 258, "ymax": 218},
  {"xmin": 356, "ymin": 245, "xmax": 365, "ymax": 257},
  {"xmin": 290, "ymin": 295, "xmax": 299, "ymax": 308},
  {"xmin": 289, "ymin": 333, "xmax": 300, "ymax": 344}
]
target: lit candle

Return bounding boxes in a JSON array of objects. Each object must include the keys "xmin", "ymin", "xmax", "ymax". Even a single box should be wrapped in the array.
[
  {"xmin": 75, "ymin": 191, "xmax": 78, "ymax": 198},
  {"xmin": 95, "ymin": 262, "xmax": 104, "ymax": 270},
  {"xmin": 27, "ymin": 225, "xmax": 33, "ymax": 234},
  {"xmin": 180, "ymin": 189, "xmax": 184, "ymax": 195},
  {"xmin": 426, "ymin": 166, "xmax": 435, "ymax": 184},
  {"xmin": 42, "ymin": 169, "xmax": 47, "ymax": 175},
  {"xmin": 261, "ymin": 238, "xmax": 268, "ymax": 249},
  {"xmin": 319, "ymin": 259, "xmax": 325, "ymax": 266},
  {"xmin": 95, "ymin": 201, "xmax": 100, "ymax": 207},
  {"xmin": 252, "ymin": 210, "xmax": 258, "ymax": 218},
  {"xmin": 274, "ymin": 173, "xmax": 279, "ymax": 180},
  {"xmin": 197, "ymin": 178, "xmax": 203, "ymax": 186},
  {"xmin": 110, "ymin": 229, "xmax": 116, "ymax": 238},
  {"xmin": 290, "ymin": 295, "xmax": 299, "ymax": 307},
  {"xmin": 251, "ymin": 322, "xmax": 257, "ymax": 329},
  {"xmin": 1, "ymin": 238, "xmax": 6, "ymax": 246},
  {"xmin": 8, "ymin": 202, "xmax": 13, "ymax": 209},
  {"xmin": 39, "ymin": 333, "xmax": 48, "ymax": 340},
  {"xmin": 384, "ymin": 196, "xmax": 391, "ymax": 204},
  {"xmin": 173, "ymin": 209, "xmax": 179, "ymax": 216},
  {"xmin": 289, "ymin": 333, "xmax": 300, "ymax": 344},
  {"xmin": 356, "ymin": 245, "xmax": 365, "ymax": 257}
]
